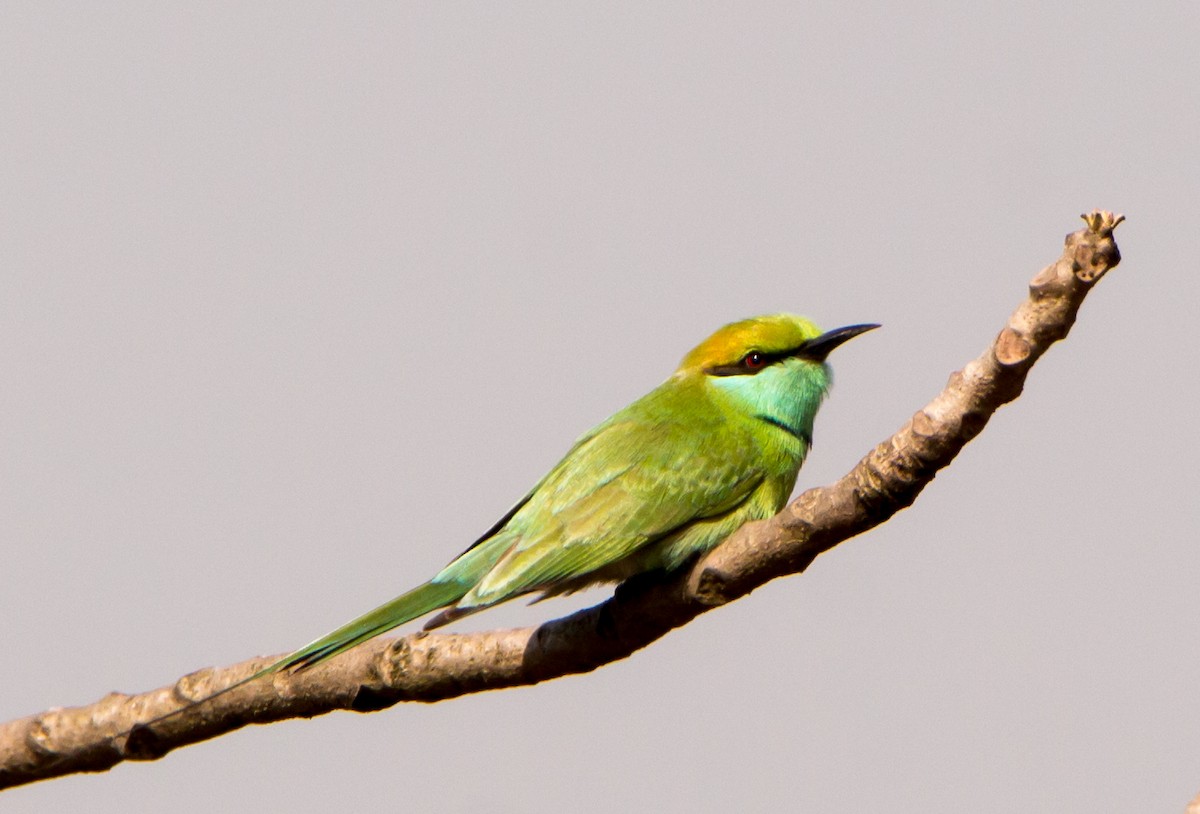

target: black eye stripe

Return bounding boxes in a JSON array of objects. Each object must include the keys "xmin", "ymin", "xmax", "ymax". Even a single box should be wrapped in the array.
[{"xmin": 706, "ymin": 347, "xmax": 799, "ymax": 377}]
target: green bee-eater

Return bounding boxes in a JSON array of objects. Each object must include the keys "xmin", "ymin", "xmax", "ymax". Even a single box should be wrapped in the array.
[{"xmin": 274, "ymin": 314, "xmax": 877, "ymax": 672}]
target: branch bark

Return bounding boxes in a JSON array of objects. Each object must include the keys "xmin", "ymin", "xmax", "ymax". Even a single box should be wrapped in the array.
[{"xmin": 0, "ymin": 211, "xmax": 1124, "ymax": 791}]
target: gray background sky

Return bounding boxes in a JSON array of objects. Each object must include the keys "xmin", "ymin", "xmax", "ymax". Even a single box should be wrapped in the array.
[{"xmin": 3, "ymin": 3, "xmax": 1197, "ymax": 812}]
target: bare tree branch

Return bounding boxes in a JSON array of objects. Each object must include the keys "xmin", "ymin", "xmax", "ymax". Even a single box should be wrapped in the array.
[{"xmin": 0, "ymin": 211, "xmax": 1124, "ymax": 791}]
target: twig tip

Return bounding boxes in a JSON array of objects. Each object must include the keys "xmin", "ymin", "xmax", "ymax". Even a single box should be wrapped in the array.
[{"xmin": 1080, "ymin": 210, "xmax": 1125, "ymax": 237}]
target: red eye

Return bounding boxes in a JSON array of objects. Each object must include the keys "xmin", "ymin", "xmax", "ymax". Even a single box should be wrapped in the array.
[{"xmin": 743, "ymin": 351, "xmax": 765, "ymax": 369}]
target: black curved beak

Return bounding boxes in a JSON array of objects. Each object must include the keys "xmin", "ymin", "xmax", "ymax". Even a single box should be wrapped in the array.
[{"xmin": 796, "ymin": 323, "xmax": 880, "ymax": 362}]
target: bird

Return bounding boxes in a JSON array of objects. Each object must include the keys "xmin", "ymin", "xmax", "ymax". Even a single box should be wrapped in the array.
[
  {"xmin": 273, "ymin": 314, "xmax": 878, "ymax": 672},
  {"xmin": 120, "ymin": 314, "xmax": 877, "ymax": 739}
]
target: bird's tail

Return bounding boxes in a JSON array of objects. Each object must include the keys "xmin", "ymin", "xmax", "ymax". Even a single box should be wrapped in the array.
[
  {"xmin": 111, "ymin": 580, "xmax": 466, "ymax": 745},
  {"xmin": 269, "ymin": 579, "xmax": 467, "ymax": 672}
]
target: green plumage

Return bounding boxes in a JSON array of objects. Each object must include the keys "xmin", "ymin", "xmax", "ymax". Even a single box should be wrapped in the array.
[{"xmin": 271, "ymin": 314, "xmax": 876, "ymax": 673}]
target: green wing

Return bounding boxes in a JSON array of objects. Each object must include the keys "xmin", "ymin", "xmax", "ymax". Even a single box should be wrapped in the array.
[{"xmin": 455, "ymin": 409, "xmax": 765, "ymax": 609}]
